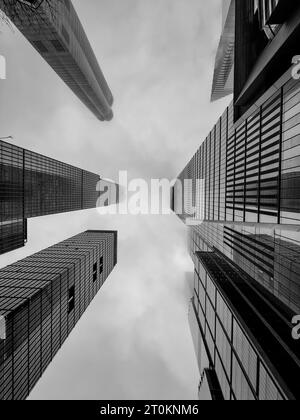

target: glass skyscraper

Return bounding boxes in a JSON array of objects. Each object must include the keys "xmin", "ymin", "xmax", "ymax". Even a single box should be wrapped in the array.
[
  {"xmin": 0, "ymin": 0, "xmax": 113, "ymax": 121},
  {"xmin": 0, "ymin": 230, "xmax": 117, "ymax": 400},
  {"xmin": 173, "ymin": 0, "xmax": 300, "ymax": 400},
  {"xmin": 0, "ymin": 139, "xmax": 114, "ymax": 255}
]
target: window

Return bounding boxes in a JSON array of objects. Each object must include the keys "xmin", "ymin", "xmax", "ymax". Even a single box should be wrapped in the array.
[
  {"xmin": 32, "ymin": 40, "xmax": 48, "ymax": 54},
  {"xmin": 0, "ymin": 315, "xmax": 6, "ymax": 340},
  {"xmin": 93, "ymin": 262, "xmax": 98, "ymax": 282},
  {"xmin": 51, "ymin": 39, "xmax": 66, "ymax": 52},
  {"xmin": 68, "ymin": 285, "xmax": 75, "ymax": 314},
  {"xmin": 99, "ymin": 256, "xmax": 104, "ymax": 274}
]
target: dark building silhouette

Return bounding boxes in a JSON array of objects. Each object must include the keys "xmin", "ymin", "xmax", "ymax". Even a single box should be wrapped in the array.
[
  {"xmin": 0, "ymin": 0, "xmax": 113, "ymax": 121},
  {"xmin": 173, "ymin": 0, "xmax": 300, "ymax": 400},
  {"xmin": 234, "ymin": 0, "xmax": 300, "ymax": 120},
  {"xmin": 0, "ymin": 139, "xmax": 117, "ymax": 255},
  {"xmin": 0, "ymin": 230, "xmax": 117, "ymax": 400},
  {"xmin": 189, "ymin": 244, "xmax": 300, "ymax": 400}
]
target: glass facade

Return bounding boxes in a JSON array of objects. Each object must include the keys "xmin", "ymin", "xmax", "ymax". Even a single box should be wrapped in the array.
[
  {"xmin": 0, "ymin": 139, "xmax": 105, "ymax": 256},
  {"xmin": 176, "ymin": 71, "xmax": 300, "ymax": 314},
  {"xmin": 0, "ymin": 220, "xmax": 27, "ymax": 256},
  {"xmin": 23, "ymin": 148, "xmax": 100, "ymax": 217},
  {"xmin": 0, "ymin": 0, "xmax": 113, "ymax": 121},
  {"xmin": 0, "ymin": 230, "xmax": 117, "ymax": 400},
  {"xmin": 188, "ymin": 297, "xmax": 224, "ymax": 401},
  {"xmin": 189, "ymin": 221, "xmax": 300, "ymax": 314},
  {"xmin": 191, "ymin": 249, "xmax": 299, "ymax": 400},
  {"xmin": 176, "ymin": 4, "xmax": 300, "ymax": 398},
  {"xmin": 0, "ymin": 141, "xmax": 25, "ymax": 254}
]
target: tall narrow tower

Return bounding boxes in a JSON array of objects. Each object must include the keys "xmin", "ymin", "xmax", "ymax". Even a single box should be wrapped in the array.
[
  {"xmin": 0, "ymin": 230, "xmax": 117, "ymax": 400},
  {"xmin": 0, "ymin": 139, "xmax": 118, "ymax": 255},
  {"xmin": 173, "ymin": 0, "xmax": 300, "ymax": 400},
  {"xmin": 0, "ymin": 0, "xmax": 113, "ymax": 121}
]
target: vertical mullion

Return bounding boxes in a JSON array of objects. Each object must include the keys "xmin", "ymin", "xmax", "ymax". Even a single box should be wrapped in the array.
[
  {"xmin": 256, "ymin": 358, "xmax": 261, "ymax": 400},
  {"xmin": 277, "ymin": 87, "xmax": 284, "ymax": 225},
  {"xmin": 258, "ymin": 106, "xmax": 263, "ymax": 223},
  {"xmin": 208, "ymin": 134, "xmax": 211, "ymax": 221},
  {"xmin": 243, "ymin": 120, "xmax": 247, "ymax": 222},
  {"xmin": 225, "ymin": 107, "xmax": 229, "ymax": 221},
  {"xmin": 219, "ymin": 117, "xmax": 222, "ymax": 221},
  {"xmin": 233, "ymin": 129, "xmax": 237, "ymax": 222}
]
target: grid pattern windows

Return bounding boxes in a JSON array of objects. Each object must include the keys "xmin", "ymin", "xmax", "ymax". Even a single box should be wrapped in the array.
[
  {"xmin": 177, "ymin": 73, "xmax": 300, "ymax": 314},
  {"xmin": 174, "ymin": 17, "xmax": 300, "ymax": 401},
  {"xmin": 281, "ymin": 78, "xmax": 300, "ymax": 224},
  {"xmin": 191, "ymin": 251, "xmax": 293, "ymax": 400},
  {"xmin": 176, "ymin": 106, "xmax": 229, "ymax": 224},
  {"xmin": 224, "ymin": 228, "xmax": 275, "ymax": 279},
  {"xmin": 0, "ymin": 142, "xmax": 26, "ymax": 254},
  {"xmin": 193, "ymin": 221, "xmax": 300, "ymax": 314},
  {"xmin": 232, "ymin": 320, "xmax": 257, "ymax": 390},
  {"xmin": 0, "ymin": 231, "xmax": 117, "ymax": 400},
  {"xmin": 176, "ymin": 77, "xmax": 300, "ymax": 226},
  {"xmin": 226, "ymin": 92, "xmax": 282, "ymax": 223},
  {"xmin": 24, "ymin": 149, "xmax": 100, "ymax": 218},
  {"xmin": 0, "ymin": 139, "xmax": 101, "ymax": 255},
  {"xmin": 259, "ymin": 362, "xmax": 284, "ymax": 401}
]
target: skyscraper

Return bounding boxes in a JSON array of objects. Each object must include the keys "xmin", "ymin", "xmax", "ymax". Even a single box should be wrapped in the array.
[
  {"xmin": 0, "ymin": 0, "xmax": 113, "ymax": 121},
  {"xmin": 188, "ymin": 228, "xmax": 300, "ymax": 400},
  {"xmin": 0, "ymin": 230, "xmax": 117, "ymax": 400},
  {"xmin": 0, "ymin": 138, "xmax": 116, "ymax": 255},
  {"xmin": 211, "ymin": 0, "xmax": 235, "ymax": 101},
  {"xmin": 173, "ymin": 0, "xmax": 300, "ymax": 400}
]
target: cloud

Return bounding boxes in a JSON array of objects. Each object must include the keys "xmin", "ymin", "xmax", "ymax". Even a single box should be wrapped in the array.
[
  {"xmin": 0, "ymin": 0, "xmax": 231, "ymax": 400},
  {"xmin": 27, "ymin": 215, "xmax": 197, "ymax": 400}
]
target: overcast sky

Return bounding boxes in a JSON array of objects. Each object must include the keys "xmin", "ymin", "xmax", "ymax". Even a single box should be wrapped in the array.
[{"xmin": 0, "ymin": 0, "xmax": 231, "ymax": 400}]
